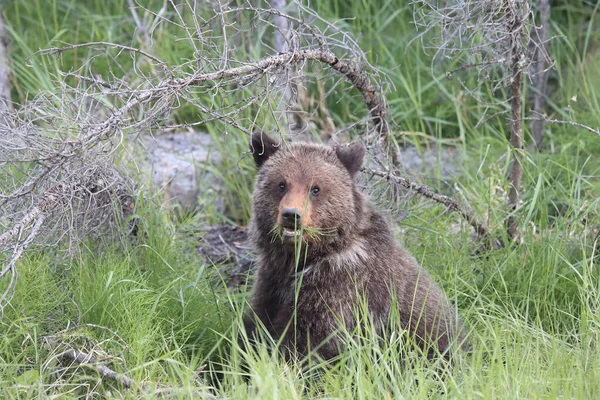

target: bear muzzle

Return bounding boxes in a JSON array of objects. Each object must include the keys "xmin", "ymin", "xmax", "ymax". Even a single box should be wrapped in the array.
[
  {"xmin": 276, "ymin": 190, "xmax": 314, "ymax": 242},
  {"xmin": 280, "ymin": 208, "xmax": 303, "ymax": 238}
]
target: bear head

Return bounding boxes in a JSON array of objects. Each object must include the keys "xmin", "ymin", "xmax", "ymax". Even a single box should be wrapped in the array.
[{"xmin": 249, "ymin": 131, "xmax": 366, "ymax": 251}]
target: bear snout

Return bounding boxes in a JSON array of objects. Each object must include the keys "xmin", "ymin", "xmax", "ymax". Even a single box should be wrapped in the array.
[{"xmin": 281, "ymin": 208, "xmax": 302, "ymax": 228}]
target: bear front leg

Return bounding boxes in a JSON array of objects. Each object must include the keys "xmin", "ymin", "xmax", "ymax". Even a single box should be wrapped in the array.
[{"xmin": 243, "ymin": 273, "xmax": 283, "ymax": 338}]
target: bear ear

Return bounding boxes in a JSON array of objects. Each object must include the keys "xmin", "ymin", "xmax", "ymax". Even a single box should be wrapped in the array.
[
  {"xmin": 250, "ymin": 131, "xmax": 279, "ymax": 168},
  {"xmin": 335, "ymin": 143, "xmax": 366, "ymax": 176}
]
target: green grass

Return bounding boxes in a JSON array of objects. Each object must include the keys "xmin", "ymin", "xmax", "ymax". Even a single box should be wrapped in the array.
[{"xmin": 2, "ymin": 0, "xmax": 600, "ymax": 398}]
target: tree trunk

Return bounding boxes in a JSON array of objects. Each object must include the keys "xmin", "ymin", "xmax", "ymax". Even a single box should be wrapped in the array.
[{"xmin": 506, "ymin": 1, "xmax": 527, "ymax": 240}]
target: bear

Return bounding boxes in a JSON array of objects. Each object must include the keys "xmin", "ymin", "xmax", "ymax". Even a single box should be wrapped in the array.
[{"xmin": 243, "ymin": 131, "xmax": 466, "ymax": 361}]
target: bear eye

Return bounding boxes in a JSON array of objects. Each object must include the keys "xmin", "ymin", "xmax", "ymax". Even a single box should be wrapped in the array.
[
  {"xmin": 311, "ymin": 186, "xmax": 320, "ymax": 196},
  {"xmin": 278, "ymin": 182, "xmax": 287, "ymax": 193}
]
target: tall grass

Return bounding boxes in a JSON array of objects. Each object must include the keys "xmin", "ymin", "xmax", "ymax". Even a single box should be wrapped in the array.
[{"xmin": 1, "ymin": 0, "xmax": 600, "ymax": 398}]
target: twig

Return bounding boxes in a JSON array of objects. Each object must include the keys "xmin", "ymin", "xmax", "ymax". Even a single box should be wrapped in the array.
[
  {"xmin": 42, "ymin": 47, "xmax": 388, "ymax": 148},
  {"xmin": 413, "ymin": 0, "xmax": 542, "ymax": 241},
  {"xmin": 362, "ymin": 166, "xmax": 491, "ymax": 240},
  {"xmin": 526, "ymin": 113, "xmax": 600, "ymax": 138},
  {"xmin": 45, "ymin": 335, "xmax": 217, "ymax": 398},
  {"xmin": 127, "ymin": 0, "xmax": 152, "ymax": 50},
  {"xmin": 57, "ymin": 347, "xmax": 134, "ymax": 388},
  {"xmin": 33, "ymin": 42, "xmax": 166, "ymax": 70}
]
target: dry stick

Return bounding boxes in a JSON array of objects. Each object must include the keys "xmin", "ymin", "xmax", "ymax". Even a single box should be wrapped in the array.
[
  {"xmin": 57, "ymin": 347, "xmax": 133, "ymax": 389},
  {"xmin": 49, "ymin": 341, "xmax": 217, "ymax": 398},
  {"xmin": 362, "ymin": 167, "xmax": 491, "ymax": 240},
  {"xmin": 536, "ymin": 115, "xmax": 600, "ymax": 138}
]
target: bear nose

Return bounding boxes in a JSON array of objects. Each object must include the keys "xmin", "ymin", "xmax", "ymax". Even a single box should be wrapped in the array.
[{"xmin": 281, "ymin": 208, "xmax": 302, "ymax": 226}]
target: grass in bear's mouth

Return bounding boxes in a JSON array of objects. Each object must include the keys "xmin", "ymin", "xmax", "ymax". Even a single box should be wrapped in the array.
[{"xmin": 269, "ymin": 226, "xmax": 337, "ymax": 243}]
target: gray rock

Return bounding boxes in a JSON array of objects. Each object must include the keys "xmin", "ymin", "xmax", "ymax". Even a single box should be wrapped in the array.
[
  {"xmin": 396, "ymin": 145, "xmax": 463, "ymax": 179},
  {"xmin": 128, "ymin": 130, "xmax": 223, "ymax": 212}
]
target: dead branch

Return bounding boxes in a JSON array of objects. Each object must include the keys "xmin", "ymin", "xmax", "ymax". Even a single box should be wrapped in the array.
[
  {"xmin": 35, "ymin": 42, "xmax": 390, "ymax": 149},
  {"xmin": 35, "ymin": 45, "xmax": 387, "ymax": 136},
  {"xmin": 362, "ymin": 166, "xmax": 491, "ymax": 239},
  {"xmin": 526, "ymin": 113, "xmax": 600, "ymax": 138},
  {"xmin": 56, "ymin": 347, "xmax": 134, "ymax": 388},
  {"xmin": 44, "ymin": 331, "xmax": 216, "ymax": 398},
  {"xmin": 413, "ymin": 0, "xmax": 541, "ymax": 94}
]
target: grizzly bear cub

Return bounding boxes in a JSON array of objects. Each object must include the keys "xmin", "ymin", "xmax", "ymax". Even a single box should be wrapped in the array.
[{"xmin": 244, "ymin": 131, "xmax": 465, "ymax": 360}]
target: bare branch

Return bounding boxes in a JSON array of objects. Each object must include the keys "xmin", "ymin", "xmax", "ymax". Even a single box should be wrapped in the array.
[
  {"xmin": 55, "ymin": 346, "xmax": 134, "ymax": 388},
  {"xmin": 127, "ymin": 0, "xmax": 152, "ymax": 50},
  {"xmin": 33, "ymin": 42, "xmax": 167, "ymax": 70},
  {"xmin": 412, "ymin": 0, "xmax": 546, "ymax": 105},
  {"xmin": 362, "ymin": 166, "xmax": 491, "ymax": 240},
  {"xmin": 527, "ymin": 112, "xmax": 600, "ymax": 138},
  {"xmin": 44, "ymin": 330, "xmax": 216, "ymax": 397}
]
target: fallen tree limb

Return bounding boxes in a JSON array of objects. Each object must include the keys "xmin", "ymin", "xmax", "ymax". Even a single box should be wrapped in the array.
[
  {"xmin": 37, "ymin": 42, "xmax": 394, "ymax": 160},
  {"xmin": 362, "ymin": 166, "xmax": 493, "ymax": 242},
  {"xmin": 45, "ymin": 336, "xmax": 216, "ymax": 398},
  {"xmin": 38, "ymin": 46, "xmax": 387, "ymax": 138},
  {"xmin": 56, "ymin": 347, "xmax": 134, "ymax": 389}
]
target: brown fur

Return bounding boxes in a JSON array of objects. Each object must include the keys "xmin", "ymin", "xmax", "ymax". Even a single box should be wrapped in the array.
[{"xmin": 244, "ymin": 131, "xmax": 466, "ymax": 360}]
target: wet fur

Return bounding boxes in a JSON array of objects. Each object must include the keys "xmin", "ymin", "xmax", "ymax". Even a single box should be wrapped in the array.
[{"xmin": 245, "ymin": 132, "xmax": 466, "ymax": 360}]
